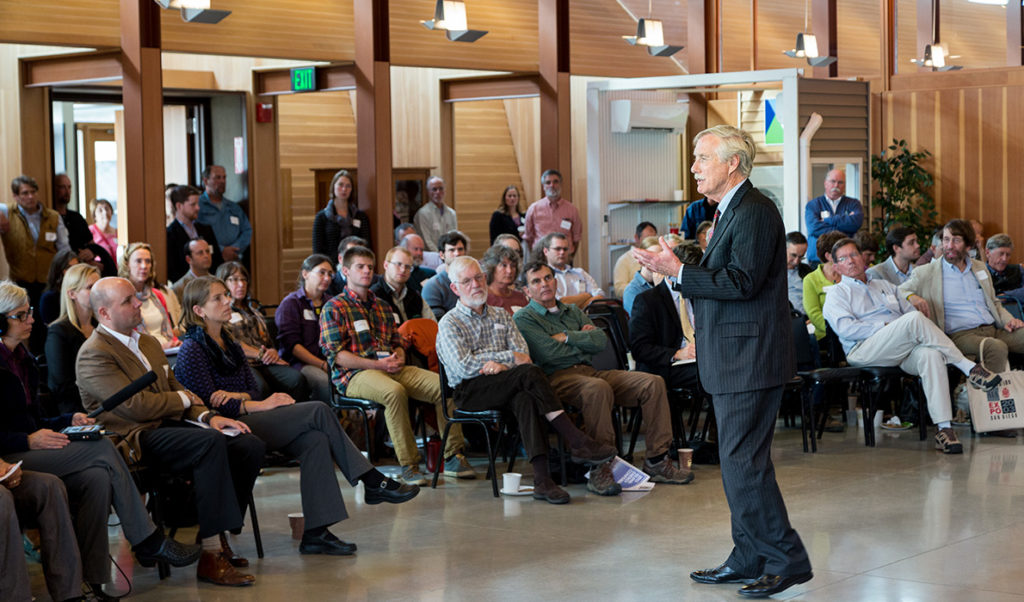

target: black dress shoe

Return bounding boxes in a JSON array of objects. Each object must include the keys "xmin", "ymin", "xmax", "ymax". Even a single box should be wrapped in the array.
[
  {"xmin": 299, "ymin": 530, "xmax": 357, "ymax": 556},
  {"xmin": 134, "ymin": 536, "xmax": 202, "ymax": 568},
  {"xmin": 690, "ymin": 563, "xmax": 756, "ymax": 584},
  {"xmin": 738, "ymin": 572, "xmax": 814, "ymax": 598},
  {"xmin": 364, "ymin": 479, "xmax": 420, "ymax": 505}
]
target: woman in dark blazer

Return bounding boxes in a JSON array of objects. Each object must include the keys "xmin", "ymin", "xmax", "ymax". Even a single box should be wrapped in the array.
[
  {"xmin": 489, "ymin": 184, "xmax": 525, "ymax": 245},
  {"xmin": 312, "ymin": 170, "xmax": 371, "ymax": 256},
  {"xmin": 44, "ymin": 263, "xmax": 101, "ymax": 415}
]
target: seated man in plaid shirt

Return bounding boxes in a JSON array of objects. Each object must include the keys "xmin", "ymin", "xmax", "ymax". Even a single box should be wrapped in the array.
[{"xmin": 320, "ymin": 246, "xmax": 475, "ymax": 486}]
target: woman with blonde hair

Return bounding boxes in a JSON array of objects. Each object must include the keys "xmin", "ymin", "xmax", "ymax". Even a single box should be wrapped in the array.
[
  {"xmin": 45, "ymin": 263, "xmax": 101, "ymax": 414},
  {"xmin": 118, "ymin": 242, "xmax": 181, "ymax": 348}
]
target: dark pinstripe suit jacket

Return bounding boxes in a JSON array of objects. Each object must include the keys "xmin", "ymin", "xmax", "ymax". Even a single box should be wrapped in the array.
[{"xmin": 676, "ymin": 180, "xmax": 795, "ymax": 395}]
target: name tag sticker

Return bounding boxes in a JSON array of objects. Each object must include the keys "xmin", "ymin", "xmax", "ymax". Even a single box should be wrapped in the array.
[
  {"xmin": 229, "ymin": 312, "xmax": 243, "ymax": 324},
  {"xmin": 230, "ymin": 216, "xmax": 240, "ymax": 226},
  {"xmin": 352, "ymin": 219, "xmax": 361, "ymax": 228},
  {"xmin": 560, "ymin": 219, "xmax": 572, "ymax": 230},
  {"xmin": 163, "ymin": 365, "xmax": 169, "ymax": 378},
  {"xmin": 975, "ymin": 271, "xmax": 990, "ymax": 281},
  {"xmin": 354, "ymin": 319, "xmax": 370, "ymax": 332},
  {"xmin": 494, "ymin": 323, "xmax": 506, "ymax": 330},
  {"xmin": 392, "ymin": 313, "xmax": 400, "ymax": 324},
  {"xmin": 44, "ymin": 231, "xmax": 57, "ymax": 242},
  {"xmin": 302, "ymin": 309, "xmax": 316, "ymax": 321},
  {"xmin": 820, "ymin": 211, "xmax": 831, "ymax": 219}
]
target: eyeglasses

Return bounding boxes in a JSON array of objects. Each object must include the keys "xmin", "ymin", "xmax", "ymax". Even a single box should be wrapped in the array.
[
  {"xmin": 226, "ymin": 276, "xmax": 248, "ymax": 284},
  {"xmin": 7, "ymin": 307, "xmax": 33, "ymax": 322},
  {"xmin": 456, "ymin": 274, "xmax": 487, "ymax": 287},
  {"xmin": 834, "ymin": 253, "xmax": 860, "ymax": 264},
  {"xmin": 388, "ymin": 261, "xmax": 413, "ymax": 272}
]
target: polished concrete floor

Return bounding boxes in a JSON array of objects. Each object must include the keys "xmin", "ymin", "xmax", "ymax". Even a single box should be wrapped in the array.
[{"xmin": 27, "ymin": 420, "xmax": 1024, "ymax": 601}]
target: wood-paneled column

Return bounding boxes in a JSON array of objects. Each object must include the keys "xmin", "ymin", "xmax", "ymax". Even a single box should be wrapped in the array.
[
  {"xmin": 685, "ymin": 0, "xmax": 718, "ymax": 198},
  {"xmin": 538, "ymin": 0, "xmax": 570, "ymax": 188},
  {"xmin": 354, "ymin": 0, "xmax": 393, "ymax": 264},
  {"xmin": 812, "ymin": 0, "xmax": 838, "ymax": 78},
  {"xmin": 1009, "ymin": 0, "xmax": 1023, "ymax": 67},
  {"xmin": 121, "ymin": 0, "xmax": 166, "ymax": 279}
]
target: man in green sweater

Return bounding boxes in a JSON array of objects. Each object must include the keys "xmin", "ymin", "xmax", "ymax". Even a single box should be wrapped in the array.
[{"xmin": 513, "ymin": 260, "xmax": 693, "ymax": 484}]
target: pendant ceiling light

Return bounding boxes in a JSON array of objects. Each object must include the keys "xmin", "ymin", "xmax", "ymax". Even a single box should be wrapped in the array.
[
  {"xmin": 622, "ymin": 0, "xmax": 683, "ymax": 57},
  {"xmin": 153, "ymin": 0, "xmax": 230, "ymax": 23},
  {"xmin": 421, "ymin": 0, "xmax": 488, "ymax": 43},
  {"xmin": 783, "ymin": 0, "xmax": 836, "ymax": 66},
  {"xmin": 911, "ymin": 0, "xmax": 961, "ymax": 71}
]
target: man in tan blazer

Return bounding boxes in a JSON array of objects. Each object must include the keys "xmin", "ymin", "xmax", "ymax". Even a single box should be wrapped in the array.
[
  {"xmin": 77, "ymin": 277, "xmax": 262, "ymax": 587},
  {"xmin": 899, "ymin": 219, "xmax": 1024, "ymax": 372}
]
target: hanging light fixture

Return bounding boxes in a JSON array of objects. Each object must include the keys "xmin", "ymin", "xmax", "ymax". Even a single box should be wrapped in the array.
[
  {"xmin": 622, "ymin": 0, "xmax": 683, "ymax": 57},
  {"xmin": 783, "ymin": 0, "xmax": 836, "ymax": 66},
  {"xmin": 152, "ymin": 0, "xmax": 230, "ymax": 23},
  {"xmin": 421, "ymin": 0, "xmax": 488, "ymax": 43},
  {"xmin": 911, "ymin": 0, "xmax": 961, "ymax": 71}
]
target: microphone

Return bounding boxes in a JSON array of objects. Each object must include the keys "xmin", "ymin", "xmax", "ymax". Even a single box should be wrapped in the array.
[{"xmin": 86, "ymin": 371, "xmax": 158, "ymax": 418}]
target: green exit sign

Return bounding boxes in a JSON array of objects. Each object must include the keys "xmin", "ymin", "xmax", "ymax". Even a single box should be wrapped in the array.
[{"xmin": 291, "ymin": 67, "xmax": 317, "ymax": 93}]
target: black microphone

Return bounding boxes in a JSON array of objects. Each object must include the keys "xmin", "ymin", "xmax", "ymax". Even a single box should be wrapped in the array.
[{"xmin": 87, "ymin": 371, "xmax": 158, "ymax": 418}]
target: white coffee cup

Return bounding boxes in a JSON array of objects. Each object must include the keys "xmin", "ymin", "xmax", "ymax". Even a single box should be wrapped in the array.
[{"xmin": 502, "ymin": 472, "xmax": 522, "ymax": 493}]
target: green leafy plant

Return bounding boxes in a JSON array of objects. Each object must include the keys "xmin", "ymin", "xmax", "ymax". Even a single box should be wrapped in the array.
[{"xmin": 870, "ymin": 139, "xmax": 939, "ymax": 259}]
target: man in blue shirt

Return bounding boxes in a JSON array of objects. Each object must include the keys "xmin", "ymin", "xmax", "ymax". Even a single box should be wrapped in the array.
[
  {"xmin": 681, "ymin": 198, "xmax": 717, "ymax": 240},
  {"xmin": 198, "ymin": 165, "xmax": 252, "ymax": 263},
  {"xmin": 804, "ymin": 169, "xmax": 863, "ymax": 264}
]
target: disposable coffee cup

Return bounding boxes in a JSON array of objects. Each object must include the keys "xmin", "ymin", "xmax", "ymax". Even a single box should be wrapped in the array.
[
  {"xmin": 288, "ymin": 512, "xmax": 304, "ymax": 540},
  {"xmin": 502, "ymin": 472, "xmax": 522, "ymax": 493},
  {"xmin": 677, "ymin": 448, "xmax": 694, "ymax": 470}
]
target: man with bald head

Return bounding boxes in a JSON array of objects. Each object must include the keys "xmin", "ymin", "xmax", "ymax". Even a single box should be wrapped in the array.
[
  {"xmin": 400, "ymin": 233, "xmax": 437, "ymax": 290},
  {"xmin": 413, "ymin": 176, "xmax": 458, "ymax": 252},
  {"xmin": 804, "ymin": 169, "xmax": 863, "ymax": 264},
  {"xmin": 77, "ymin": 277, "xmax": 263, "ymax": 586}
]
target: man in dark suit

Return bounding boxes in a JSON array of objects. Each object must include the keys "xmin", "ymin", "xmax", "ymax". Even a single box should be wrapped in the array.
[
  {"xmin": 634, "ymin": 125, "xmax": 812, "ymax": 598},
  {"xmin": 166, "ymin": 185, "xmax": 222, "ymax": 283}
]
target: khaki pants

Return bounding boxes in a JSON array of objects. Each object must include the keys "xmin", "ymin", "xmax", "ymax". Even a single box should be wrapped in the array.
[
  {"xmin": 346, "ymin": 366, "xmax": 463, "ymax": 467},
  {"xmin": 949, "ymin": 324, "xmax": 1024, "ymax": 372},
  {"xmin": 549, "ymin": 365, "xmax": 672, "ymax": 459}
]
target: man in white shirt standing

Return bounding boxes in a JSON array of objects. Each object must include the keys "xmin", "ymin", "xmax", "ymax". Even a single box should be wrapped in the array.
[
  {"xmin": 413, "ymin": 177, "xmax": 458, "ymax": 252},
  {"xmin": 538, "ymin": 232, "xmax": 603, "ymax": 308},
  {"xmin": 822, "ymin": 237, "xmax": 1001, "ymax": 454}
]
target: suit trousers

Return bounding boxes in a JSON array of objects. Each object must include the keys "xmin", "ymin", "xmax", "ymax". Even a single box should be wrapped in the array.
[
  {"xmin": 300, "ymin": 365, "xmax": 333, "ymax": 406},
  {"xmin": 239, "ymin": 402, "xmax": 373, "ymax": 530},
  {"xmin": 2, "ymin": 471, "xmax": 82, "ymax": 602},
  {"xmin": 846, "ymin": 312, "xmax": 968, "ymax": 424},
  {"xmin": 8, "ymin": 438, "xmax": 155, "ymax": 584},
  {"xmin": 453, "ymin": 364, "xmax": 563, "ymax": 461},
  {"xmin": 948, "ymin": 324, "xmax": 1024, "ymax": 372},
  {"xmin": 549, "ymin": 365, "xmax": 672, "ymax": 458},
  {"xmin": 253, "ymin": 363, "xmax": 310, "ymax": 401},
  {"xmin": 139, "ymin": 425, "xmax": 265, "ymax": 539},
  {"xmin": 346, "ymin": 366, "xmax": 463, "ymax": 467},
  {"xmin": 714, "ymin": 385, "xmax": 811, "ymax": 577}
]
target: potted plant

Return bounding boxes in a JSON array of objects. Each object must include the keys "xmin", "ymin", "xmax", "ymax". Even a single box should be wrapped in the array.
[{"xmin": 870, "ymin": 139, "xmax": 939, "ymax": 259}]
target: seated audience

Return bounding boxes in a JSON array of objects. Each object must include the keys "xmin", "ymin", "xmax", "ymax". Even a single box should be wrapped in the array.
[
  {"xmin": 77, "ymin": 277, "xmax": 261, "ymax": 586},
  {"xmin": 320, "ymin": 246, "xmax": 473, "ymax": 486},
  {"xmin": 822, "ymin": 238, "xmax": 1000, "ymax": 454},
  {"xmin": 537, "ymin": 232, "xmax": 603, "ymax": 308},
  {"xmin": 422, "ymin": 230, "xmax": 469, "ymax": 319},
  {"xmin": 216, "ymin": 261, "xmax": 309, "ymax": 400},
  {"xmin": 174, "ymin": 276, "xmax": 419, "ymax": 556},
  {"xmin": 915, "ymin": 228, "xmax": 943, "ymax": 266},
  {"xmin": 327, "ymin": 235, "xmax": 368, "ymax": 297},
  {"xmin": 622, "ymin": 235, "xmax": 685, "ymax": 315},
  {"xmin": 275, "ymin": 254, "xmax": 335, "ymax": 403},
  {"xmin": 120, "ymin": 242, "xmax": 181, "ymax": 348},
  {"xmin": 629, "ymin": 244, "xmax": 703, "ymax": 391},
  {"xmin": 985, "ymin": 233, "xmax": 1023, "ymax": 294},
  {"xmin": 45, "ymin": 263, "xmax": 100, "ymax": 415},
  {"xmin": 0, "ymin": 460, "xmax": 82, "ymax": 602},
  {"xmin": 39, "ymin": 249, "xmax": 79, "ymax": 325},
  {"xmin": 900, "ymin": 219, "xmax": 1024, "ymax": 374},
  {"xmin": 482, "ymin": 244, "xmax": 528, "ymax": 315},
  {"xmin": 370, "ymin": 247, "xmax": 439, "ymax": 371},
  {"xmin": 802, "ymin": 230, "xmax": 846, "ymax": 342},
  {"xmin": 682, "ymin": 196, "xmax": 716, "ymax": 240},
  {"xmin": 313, "ymin": 169, "xmax": 371, "ymax": 257},
  {"xmin": 612, "ymin": 221, "xmax": 657, "ymax": 298},
  {"xmin": 490, "ymin": 185, "xmax": 525, "ymax": 244},
  {"xmin": 399, "ymin": 233, "xmax": 437, "ymax": 291},
  {"xmin": 89, "ymin": 198, "xmax": 118, "ymax": 261},
  {"xmin": 166, "ymin": 184, "xmax": 222, "ymax": 284},
  {"xmin": 0, "ymin": 281, "xmax": 202, "ymax": 593},
  {"xmin": 171, "ymin": 238, "xmax": 214, "ymax": 301},
  {"xmin": 494, "ymin": 232, "xmax": 525, "ymax": 261},
  {"xmin": 394, "ymin": 222, "xmax": 417, "ymax": 244},
  {"xmin": 515, "ymin": 260, "xmax": 692, "ymax": 486},
  {"xmin": 786, "ymin": 231, "xmax": 812, "ymax": 311},
  {"xmin": 695, "ymin": 220, "xmax": 712, "ymax": 252},
  {"xmin": 436, "ymin": 256, "xmax": 618, "ymax": 504},
  {"xmin": 867, "ymin": 226, "xmax": 919, "ymax": 285},
  {"xmin": 854, "ymin": 230, "xmax": 879, "ymax": 265},
  {"xmin": 970, "ymin": 219, "xmax": 986, "ymax": 261}
]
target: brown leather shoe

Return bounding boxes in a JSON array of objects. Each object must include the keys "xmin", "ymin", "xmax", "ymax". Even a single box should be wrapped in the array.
[
  {"xmin": 220, "ymin": 532, "xmax": 249, "ymax": 567},
  {"xmin": 196, "ymin": 550, "xmax": 255, "ymax": 587}
]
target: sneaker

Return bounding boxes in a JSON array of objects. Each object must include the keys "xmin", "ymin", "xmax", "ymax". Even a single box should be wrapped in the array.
[
  {"xmin": 935, "ymin": 427, "xmax": 963, "ymax": 454},
  {"xmin": 442, "ymin": 453, "xmax": 478, "ymax": 479},
  {"xmin": 398, "ymin": 464, "xmax": 428, "ymax": 486},
  {"xmin": 967, "ymin": 363, "xmax": 1001, "ymax": 391},
  {"xmin": 644, "ymin": 457, "xmax": 695, "ymax": 485},
  {"xmin": 533, "ymin": 477, "xmax": 571, "ymax": 504},
  {"xmin": 586, "ymin": 461, "xmax": 622, "ymax": 496}
]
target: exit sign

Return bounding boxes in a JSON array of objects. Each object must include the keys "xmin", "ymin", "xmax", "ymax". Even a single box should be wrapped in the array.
[{"xmin": 291, "ymin": 67, "xmax": 317, "ymax": 93}]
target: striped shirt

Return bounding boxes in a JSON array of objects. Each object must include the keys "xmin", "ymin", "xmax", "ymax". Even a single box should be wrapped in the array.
[
  {"xmin": 319, "ymin": 287, "xmax": 402, "ymax": 393},
  {"xmin": 436, "ymin": 301, "xmax": 528, "ymax": 389}
]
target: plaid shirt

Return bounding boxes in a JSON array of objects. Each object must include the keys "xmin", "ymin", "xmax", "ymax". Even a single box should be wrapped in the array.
[
  {"xmin": 319, "ymin": 286, "xmax": 402, "ymax": 393},
  {"xmin": 436, "ymin": 301, "xmax": 528, "ymax": 389}
]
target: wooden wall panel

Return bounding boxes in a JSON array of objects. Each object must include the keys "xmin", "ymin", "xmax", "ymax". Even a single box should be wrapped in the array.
[
  {"xmin": 754, "ymin": 0, "xmax": 805, "ymax": 71},
  {"xmin": 503, "ymin": 97, "xmax": 541, "ymax": 204},
  {"xmin": 452, "ymin": 100, "xmax": 524, "ymax": 256},
  {"xmin": 836, "ymin": 0, "xmax": 882, "ymax": 78},
  {"xmin": 389, "ymin": 0, "xmax": 538, "ymax": 71},
  {"xmin": 895, "ymin": 0, "xmax": 917, "ymax": 74},
  {"xmin": 940, "ymin": 0, "xmax": 1005, "ymax": 70},
  {"xmin": 569, "ymin": 0, "xmax": 684, "ymax": 77},
  {"xmin": 722, "ymin": 0, "xmax": 753, "ymax": 72},
  {"xmin": 0, "ymin": 1, "xmax": 118, "ymax": 48},
  {"xmin": 276, "ymin": 91, "xmax": 356, "ymax": 295}
]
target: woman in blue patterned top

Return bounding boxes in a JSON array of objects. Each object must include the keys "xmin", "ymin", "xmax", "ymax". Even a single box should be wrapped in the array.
[{"xmin": 174, "ymin": 276, "xmax": 419, "ymax": 556}]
